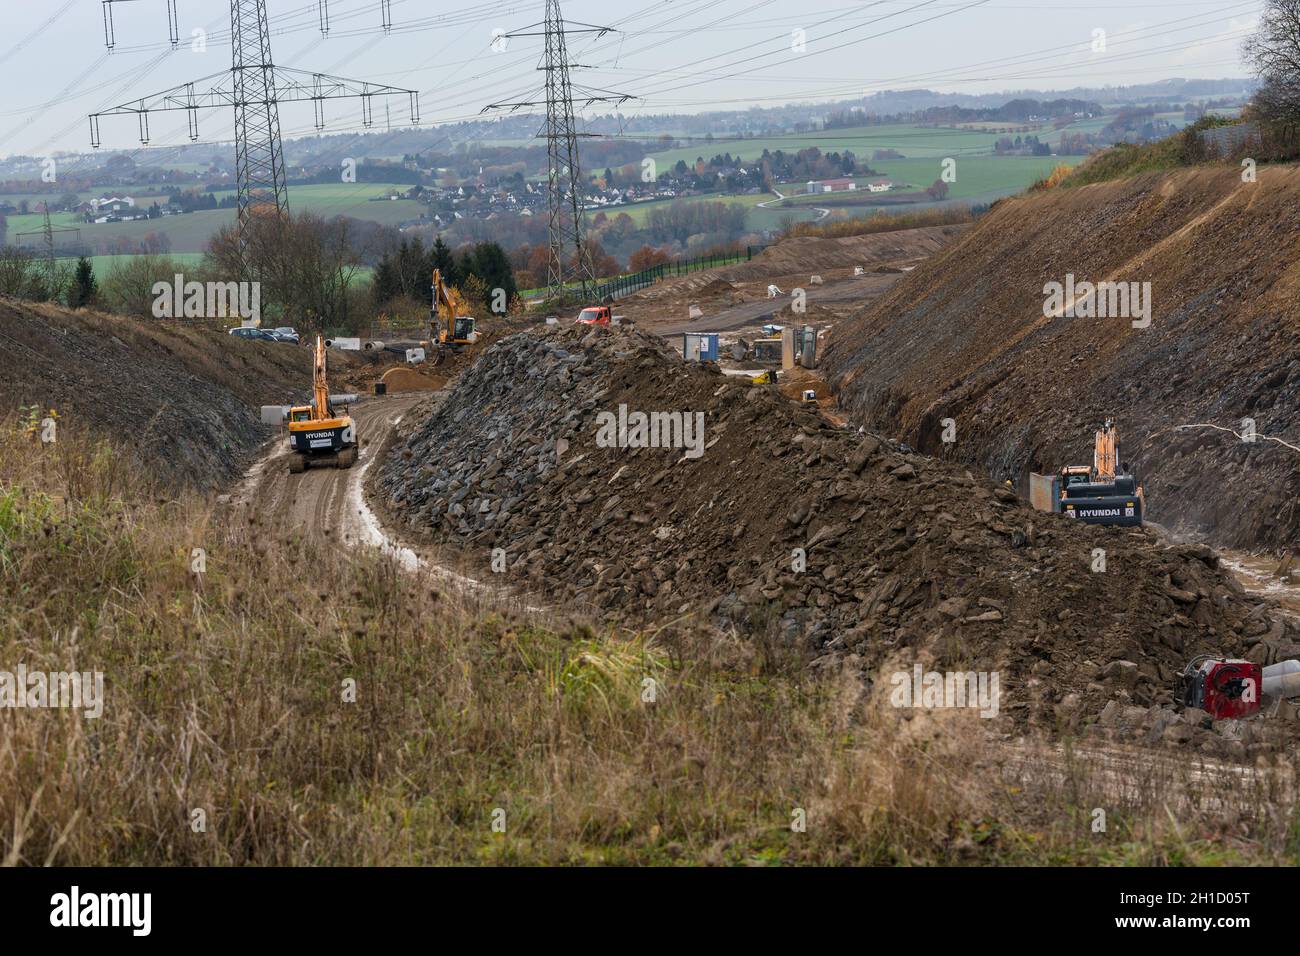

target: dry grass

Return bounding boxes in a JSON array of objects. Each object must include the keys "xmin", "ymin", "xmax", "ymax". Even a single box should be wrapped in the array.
[
  {"xmin": 780, "ymin": 206, "xmax": 974, "ymax": 241},
  {"xmin": 2, "ymin": 419, "xmax": 1298, "ymax": 866}
]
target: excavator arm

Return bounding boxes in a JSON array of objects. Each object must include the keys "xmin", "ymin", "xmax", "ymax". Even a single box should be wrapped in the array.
[
  {"xmin": 313, "ymin": 334, "xmax": 331, "ymax": 421},
  {"xmin": 1094, "ymin": 417, "xmax": 1118, "ymax": 481}
]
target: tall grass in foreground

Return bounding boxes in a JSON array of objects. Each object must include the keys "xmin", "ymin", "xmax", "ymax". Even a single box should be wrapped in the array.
[{"xmin": 1, "ymin": 419, "xmax": 1297, "ymax": 865}]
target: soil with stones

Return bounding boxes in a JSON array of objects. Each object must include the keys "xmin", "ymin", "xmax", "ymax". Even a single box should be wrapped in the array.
[
  {"xmin": 0, "ymin": 298, "xmax": 358, "ymax": 490},
  {"xmin": 823, "ymin": 167, "xmax": 1300, "ymax": 550},
  {"xmin": 378, "ymin": 324, "xmax": 1300, "ymax": 737}
]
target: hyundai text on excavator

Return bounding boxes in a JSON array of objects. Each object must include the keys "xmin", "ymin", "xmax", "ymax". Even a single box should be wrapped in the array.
[
  {"xmin": 286, "ymin": 335, "xmax": 357, "ymax": 473},
  {"xmin": 427, "ymin": 268, "xmax": 477, "ymax": 366},
  {"xmin": 1029, "ymin": 419, "xmax": 1146, "ymax": 526}
]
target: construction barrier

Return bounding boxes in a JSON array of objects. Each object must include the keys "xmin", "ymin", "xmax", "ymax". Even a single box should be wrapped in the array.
[{"xmin": 1029, "ymin": 473, "xmax": 1058, "ymax": 513}]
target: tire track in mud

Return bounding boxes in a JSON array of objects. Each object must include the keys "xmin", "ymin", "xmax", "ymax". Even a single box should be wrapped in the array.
[{"xmin": 227, "ymin": 393, "xmax": 529, "ymax": 606}]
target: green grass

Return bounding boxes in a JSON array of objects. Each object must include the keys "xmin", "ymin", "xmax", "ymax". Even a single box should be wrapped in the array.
[
  {"xmin": 88, "ymin": 253, "xmax": 204, "ymax": 275},
  {"xmin": 773, "ymin": 155, "xmax": 1084, "ymax": 207},
  {"xmin": 604, "ymin": 192, "xmax": 822, "ymax": 232},
  {"xmin": 6, "ymin": 211, "xmax": 82, "ymax": 235},
  {"xmin": 647, "ymin": 122, "xmax": 1008, "ymax": 169},
  {"xmin": 2, "ymin": 182, "xmax": 429, "ymax": 256}
]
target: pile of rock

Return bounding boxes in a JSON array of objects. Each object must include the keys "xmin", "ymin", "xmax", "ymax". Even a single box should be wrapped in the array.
[{"xmin": 379, "ymin": 325, "xmax": 1299, "ymax": 732}]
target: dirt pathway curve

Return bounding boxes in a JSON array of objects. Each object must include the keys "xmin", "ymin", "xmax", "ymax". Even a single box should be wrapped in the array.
[{"xmin": 226, "ymin": 393, "xmax": 515, "ymax": 602}]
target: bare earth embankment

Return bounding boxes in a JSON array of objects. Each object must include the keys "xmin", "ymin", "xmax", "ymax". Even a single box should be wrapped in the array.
[{"xmin": 823, "ymin": 166, "xmax": 1300, "ymax": 551}]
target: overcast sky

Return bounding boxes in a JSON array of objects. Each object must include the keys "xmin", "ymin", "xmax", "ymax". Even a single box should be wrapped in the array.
[{"xmin": 0, "ymin": 0, "xmax": 1262, "ymax": 160}]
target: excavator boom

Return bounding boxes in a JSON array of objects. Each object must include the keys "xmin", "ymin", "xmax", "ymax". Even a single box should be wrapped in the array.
[
  {"xmin": 313, "ymin": 335, "xmax": 331, "ymax": 421},
  {"xmin": 1094, "ymin": 417, "xmax": 1118, "ymax": 481}
]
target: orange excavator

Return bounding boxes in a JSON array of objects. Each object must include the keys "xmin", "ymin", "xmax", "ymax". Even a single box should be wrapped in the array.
[
  {"xmin": 1054, "ymin": 418, "xmax": 1145, "ymax": 525},
  {"xmin": 427, "ymin": 268, "xmax": 477, "ymax": 366},
  {"xmin": 286, "ymin": 335, "xmax": 357, "ymax": 473}
]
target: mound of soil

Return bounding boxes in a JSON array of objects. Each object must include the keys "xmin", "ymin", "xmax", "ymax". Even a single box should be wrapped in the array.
[
  {"xmin": 0, "ymin": 299, "xmax": 342, "ymax": 489},
  {"xmin": 824, "ymin": 167, "xmax": 1300, "ymax": 550},
  {"xmin": 380, "ymin": 366, "xmax": 442, "ymax": 392},
  {"xmin": 378, "ymin": 324, "xmax": 1298, "ymax": 731}
]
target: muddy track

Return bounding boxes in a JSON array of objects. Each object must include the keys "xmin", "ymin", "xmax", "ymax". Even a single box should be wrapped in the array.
[{"xmin": 230, "ymin": 394, "xmax": 424, "ymax": 547}]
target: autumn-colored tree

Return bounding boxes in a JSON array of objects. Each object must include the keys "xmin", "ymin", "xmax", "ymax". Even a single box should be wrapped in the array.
[{"xmin": 628, "ymin": 245, "xmax": 671, "ymax": 272}]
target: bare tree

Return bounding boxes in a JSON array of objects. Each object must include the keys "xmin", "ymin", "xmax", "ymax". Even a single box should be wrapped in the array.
[
  {"xmin": 206, "ymin": 212, "xmax": 368, "ymax": 332},
  {"xmin": 1243, "ymin": 0, "xmax": 1300, "ymax": 125}
]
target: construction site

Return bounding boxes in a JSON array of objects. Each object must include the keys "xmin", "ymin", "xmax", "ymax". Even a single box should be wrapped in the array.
[{"xmin": 0, "ymin": 0, "xmax": 1299, "ymax": 922}]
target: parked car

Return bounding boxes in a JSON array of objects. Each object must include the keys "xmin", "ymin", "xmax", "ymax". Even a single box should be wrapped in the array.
[
  {"xmin": 273, "ymin": 327, "xmax": 300, "ymax": 344},
  {"xmin": 228, "ymin": 327, "xmax": 277, "ymax": 341}
]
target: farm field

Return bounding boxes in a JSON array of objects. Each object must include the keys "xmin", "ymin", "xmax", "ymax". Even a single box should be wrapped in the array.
[
  {"xmin": 605, "ymin": 191, "xmax": 823, "ymax": 232},
  {"xmin": 12, "ymin": 183, "xmax": 430, "ymax": 255},
  {"xmin": 87, "ymin": 253, "xmax": 205, "ymax": 276},
  {"xmin": 776, "ymin": 155, "xmax": 1085, "ymax": 205},
  {"xmin": 646, "ymin": 122, "xmax": 1011, "ymax": 168}
]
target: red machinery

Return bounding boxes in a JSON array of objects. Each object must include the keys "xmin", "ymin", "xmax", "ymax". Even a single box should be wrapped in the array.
[{"xmin": 1176, "ymin": 656, "xmax": 1261, "ymax": 720}]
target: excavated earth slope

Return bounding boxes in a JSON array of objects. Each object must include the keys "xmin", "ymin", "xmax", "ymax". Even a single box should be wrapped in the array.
[
  {"xmin": 379, "ymin": 325, "xmax": 1298, "ymax": 735},
  {"xmin": 0, "ymin": 299, "xmax": 327, "ymax": 489},
  {"xmin": 823, "ymin": 166, "xmax": 1300, "ymax": 550}
]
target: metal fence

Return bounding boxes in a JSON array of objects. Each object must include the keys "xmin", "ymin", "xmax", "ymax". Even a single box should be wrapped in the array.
[{"xmin": 591, "ymin": 245, "xmax": 767, "ymax": 302}]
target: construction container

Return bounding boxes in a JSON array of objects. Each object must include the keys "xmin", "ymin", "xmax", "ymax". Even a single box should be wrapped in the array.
[
  {"xmin": 753, "ymin": 339, "xmax": 782, "ymax": 363},
  {"xmin": 799, "ymin": 326, "xmax": 818, "ymax": 368},
  {"xmin": 683, "ymin": 332, "xmax": 719, "ymax": 362},
  {"xmin": 1029, "ymin": 473, "xmax": 1059, "ymax": 512}
]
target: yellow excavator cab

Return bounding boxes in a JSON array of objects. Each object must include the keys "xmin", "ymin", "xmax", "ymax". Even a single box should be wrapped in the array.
[{"xmin": 286, "ymin": 336, "xmax": 357, "ymax": 473}]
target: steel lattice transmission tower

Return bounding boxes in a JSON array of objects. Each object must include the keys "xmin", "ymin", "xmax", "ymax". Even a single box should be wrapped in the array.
[
  {"xmin": 230, "ymin": 0, "xmax": 288, "ymax": 234},
  {"xmin": 91, "ymin": 0, "xmax": 419, "ymax": 268},
  {"xmin": 485, "ymin": 1, "xmax": 631, "ymax": 302},
  {"xmin": 14, "ymin": 205, "xmax": 82, "ymax": 293}
]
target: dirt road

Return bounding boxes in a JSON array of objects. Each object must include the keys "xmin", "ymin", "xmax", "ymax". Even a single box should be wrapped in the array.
[
  {"xmin": 230, "ymin": 393, "xmax": 424, "ymax": 547},
  {"xmin": 227, "ymin": 392, "xmax": 533, "ymax": 604}
]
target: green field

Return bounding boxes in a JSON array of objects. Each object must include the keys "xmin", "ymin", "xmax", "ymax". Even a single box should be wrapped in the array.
[
  {"xmin": 11, "ymin": 182, "xmax": 430, "ymax": 255},
  {"xmin": 6, "ymin": 210, "xmax": 82, "ymax": 235},
  {"xmin": 646, "ymin": 122, "xmax": 1010, "ymax": 169},
  {"xmin": 607, "ymin": 192, "xmax": 823, "ymax": 232},
  {"xmin": 774, "ymin": 155, "xmax": 1084, "ymax": 206},
  {"xmin": 87, "ymin": 253, "xmax": 204, "ymax": 275}
]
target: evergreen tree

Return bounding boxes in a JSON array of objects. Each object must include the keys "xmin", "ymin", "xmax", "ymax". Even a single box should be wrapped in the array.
[
  {"xmin": 431, "ymin": 235, "xmax": 458, "ymax": 287},
  {"xmin": 456, "ymin": 241, "xmax": 517, "ymax": 309},
  {"xmin": 68, "ymin": 257, "xmax": 97, "ymax": 309},
  {"xmin": 371, "ymin": 252, "xmax": 401, "ymax": 306}
]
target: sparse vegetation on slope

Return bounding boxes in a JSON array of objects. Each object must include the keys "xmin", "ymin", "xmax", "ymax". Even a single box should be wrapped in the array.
[
  {"xmin": 781, "ymin": 206, "xmax": 976, "ymax": 240},
  {"xmin": 1062, "ymin": 117, "xmax": 1246, "ymax": 187},
  {"xmin": 4, "ymin": 417, "xmax": 1299, "ymax": 865}
]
